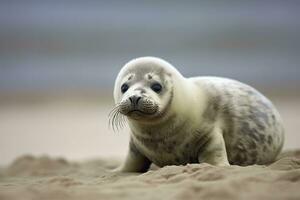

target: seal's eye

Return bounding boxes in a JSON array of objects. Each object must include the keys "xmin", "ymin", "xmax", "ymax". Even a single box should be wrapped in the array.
[
  {"xmin": 121, "ymin": 83, "xmax": 129, "ymax": 93},
  {"xmin": 151, "ymin": 83, "xmax": 162, "ymax": 93}
]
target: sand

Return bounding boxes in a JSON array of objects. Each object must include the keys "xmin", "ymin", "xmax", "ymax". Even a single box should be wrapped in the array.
[
  {"xmin": 0, "ymin": 94, "xmax": 299, "ymax": 200},
  {"xmin": 0, "ymin": 150, "xmax": 300, "ymax": 200}
]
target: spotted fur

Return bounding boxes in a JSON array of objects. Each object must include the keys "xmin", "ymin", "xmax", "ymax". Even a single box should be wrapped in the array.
[{"xmin": 199, "ymin": 77, "xmax": 285, "ymax": 165}]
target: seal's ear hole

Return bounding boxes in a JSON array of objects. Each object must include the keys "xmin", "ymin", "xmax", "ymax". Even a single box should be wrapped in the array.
[
  {"xmin": 121, "ymin": 83, "xmax": 129, "ymax": 93},
  {"xmin": 151, "ymin": 83, "xmax": 162, "ymax": 93}
]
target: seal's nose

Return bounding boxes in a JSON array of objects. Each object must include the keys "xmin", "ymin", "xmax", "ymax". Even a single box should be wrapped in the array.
[{"xmin": 129, "ymin": 95, "xmax": 142, "ymax": 106}]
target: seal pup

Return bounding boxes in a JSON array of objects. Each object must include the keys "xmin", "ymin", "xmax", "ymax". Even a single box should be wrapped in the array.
[{"xmin": 111, "ymin": 57, "xmax": 284, "ymax": 172}]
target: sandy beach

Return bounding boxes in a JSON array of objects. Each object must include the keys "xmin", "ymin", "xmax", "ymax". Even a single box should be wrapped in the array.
[
  {"xmin": 0, "ymin": 94, "xmax": 299, "ymax": 199},
  {"xmin": 0, "ymin": 150, "xmax": 300, "ymax": 200}
]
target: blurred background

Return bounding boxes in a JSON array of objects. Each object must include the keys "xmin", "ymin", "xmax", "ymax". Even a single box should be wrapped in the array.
[{"xmin": 0, "ymin": 0, "xmax": 299, "ymax": 165}]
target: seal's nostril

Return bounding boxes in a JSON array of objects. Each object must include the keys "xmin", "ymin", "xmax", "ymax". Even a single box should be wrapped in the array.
[
  {"xmin": 136, "ymin": 97, "xmax": 141, "ymax": 104},
  {"xmin": 129, "ymin": 97, "xmax": 133, "ymax": 103}
]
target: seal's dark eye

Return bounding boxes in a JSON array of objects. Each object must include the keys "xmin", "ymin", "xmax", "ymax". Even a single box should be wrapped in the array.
[
  {"xmin": 151, "ymin": 83, "xmax": 162, "ymax": 93},
  {"xmin": 121, "ymin": 84, "xmax": 129, "ymax": 93}
]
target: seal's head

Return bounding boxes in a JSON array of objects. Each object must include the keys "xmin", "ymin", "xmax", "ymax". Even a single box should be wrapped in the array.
[{"xmin": 113, "ymin": 57, "xmax": 184, "ymax": 125}]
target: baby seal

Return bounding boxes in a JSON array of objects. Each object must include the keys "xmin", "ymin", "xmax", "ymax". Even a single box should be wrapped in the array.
[{"xmin": 111, "ymin": 57, "xmax": 284, "ymax": 172}]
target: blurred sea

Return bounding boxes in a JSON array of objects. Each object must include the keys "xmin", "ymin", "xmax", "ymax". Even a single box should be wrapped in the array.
[{"xmin": 0, "ymin": 1, "xmax": 299, "ymax": 92}]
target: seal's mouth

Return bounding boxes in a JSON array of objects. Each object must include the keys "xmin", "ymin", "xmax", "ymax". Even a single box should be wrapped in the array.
[
  {"xmin": 125, "ymin": 109, "xmax": 159, "ymax": 121},
  {"xmin": 126, "ymin": 109, "xmax": 157, "ymax": 116},
  {"xmin": 128, "ymin": 110, "xmax": 152, "ymax": 114}
]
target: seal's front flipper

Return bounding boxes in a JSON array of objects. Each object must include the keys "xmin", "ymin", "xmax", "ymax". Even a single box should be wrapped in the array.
[
  {"xmin": 120, "ymin": 138, "xmax": 151, "ymax": 173},
  {"xmin": 198, "ymin": 128, "xmax": 230, "ymax": 166}
]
